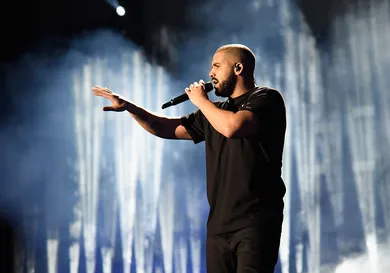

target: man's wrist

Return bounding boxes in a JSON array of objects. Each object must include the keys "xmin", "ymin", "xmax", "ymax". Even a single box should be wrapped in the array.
[
  {"xmin": 125, "ymin": 101, "xmax": 135, "ymax": 113},
  {"xmin": 198, "ymin": 99, "xmax": 213, "ymax": 110}
]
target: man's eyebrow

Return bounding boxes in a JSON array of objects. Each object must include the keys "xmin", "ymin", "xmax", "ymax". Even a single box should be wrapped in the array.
[{"xmin": 212, "ymin": 62, "xmax": 221, "ymax": 66}]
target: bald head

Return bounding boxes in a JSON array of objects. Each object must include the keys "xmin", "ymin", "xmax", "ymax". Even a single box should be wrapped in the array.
[{"xmin": 216, "ymin": 44, "xmax": 256, "ymax": 80}]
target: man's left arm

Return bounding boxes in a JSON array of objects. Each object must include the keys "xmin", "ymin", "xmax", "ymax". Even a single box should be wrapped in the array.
[
  {"xmin": 185, "ymin": 81, "xmax": 269, "ymax": 138},
  {"xmin": 197, "ymin": 100, "xmax": 261, "ymax": 138}
]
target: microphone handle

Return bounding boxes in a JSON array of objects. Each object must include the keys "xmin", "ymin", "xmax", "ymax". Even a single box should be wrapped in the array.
[
  {"xmin": 161, "ymin": 93, "xmax": 190, "ymax": 109},
  {"xmin": 161, "ymin": 82, "xmax": 214, "ymax": 109}
]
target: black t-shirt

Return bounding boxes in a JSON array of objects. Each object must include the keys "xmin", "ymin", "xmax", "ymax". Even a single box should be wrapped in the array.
[{"xmin": 181, "ymin": 86, "xmax": 287, "ymax": 235}]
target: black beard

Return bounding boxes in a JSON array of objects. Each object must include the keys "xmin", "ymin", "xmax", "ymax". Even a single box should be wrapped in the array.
[{"xmin": 214, "ymin": 71, "xmax": 237, "ymax": 98}]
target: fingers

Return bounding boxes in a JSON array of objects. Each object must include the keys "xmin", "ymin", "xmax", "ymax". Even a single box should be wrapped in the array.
[
  {"xmin": 187, "ymin": 80, "xmax": 205, "ymax": 91},
  {"xmin": 92, "ymin": 85, "xmax": 112, "ymax": 93},
  {"xmin": 102, "ymin": 106, "xmax": 116, "ymax": 111},
  {"xmin": 194, "ymin": 80, "xmax": 205, "ymax": 86},
  {"xmin": 92, "ymin": 86, "xmax": 114, "ymax": 99}
]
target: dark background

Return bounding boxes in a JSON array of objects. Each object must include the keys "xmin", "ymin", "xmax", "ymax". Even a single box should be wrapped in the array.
[
  {"xmin": 0, "ymin": 0, "xmax": 364, "ymax": 64},
  {"xmin": 0, "ymin": 0, "xmax": 366, "ymax": 124}
]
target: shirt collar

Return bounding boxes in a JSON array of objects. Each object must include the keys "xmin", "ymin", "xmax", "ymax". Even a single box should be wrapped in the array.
[{"xmin": 227, "ymin": 86, "xmax": 258, "ymax": 107}]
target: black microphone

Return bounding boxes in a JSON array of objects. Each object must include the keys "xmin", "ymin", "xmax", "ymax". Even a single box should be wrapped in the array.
[{"xmin": 161, "ymin": 82, "xmax": 214, "ymax": 109}]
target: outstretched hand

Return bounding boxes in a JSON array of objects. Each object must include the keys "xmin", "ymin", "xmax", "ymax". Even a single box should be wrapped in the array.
[{"xmin": 92, "ymin": 85, "xmax": 128, "ymax": 112}]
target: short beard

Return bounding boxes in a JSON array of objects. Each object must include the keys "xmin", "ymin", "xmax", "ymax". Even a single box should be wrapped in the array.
[{"xmin": 215, "ymin": 70, "xmax": 237, "ymax": 98}]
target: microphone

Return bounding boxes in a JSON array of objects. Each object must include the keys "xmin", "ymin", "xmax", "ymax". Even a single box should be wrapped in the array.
[{"xmin": 161, "ymin": 82, "xmax": 214, "ymax": 109}]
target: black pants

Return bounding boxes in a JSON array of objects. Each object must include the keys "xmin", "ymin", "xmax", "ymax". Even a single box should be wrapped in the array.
[{"xmin": 206, "ymin": 219, "xmax": 282, "ymax": 273}]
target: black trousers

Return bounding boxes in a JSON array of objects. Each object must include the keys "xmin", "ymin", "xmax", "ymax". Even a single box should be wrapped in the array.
[{"xmin": 206, "ymin": 217, "xmax": 282, "ymax": 273}]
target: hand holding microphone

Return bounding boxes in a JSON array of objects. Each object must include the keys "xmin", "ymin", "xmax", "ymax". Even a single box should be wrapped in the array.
[{"xmin": 161, "ymin": 80, "xmax": 214, "ymax": 109}]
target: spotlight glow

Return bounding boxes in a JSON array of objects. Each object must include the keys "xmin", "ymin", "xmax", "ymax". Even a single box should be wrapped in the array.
[{"xmin": 116, "ymin": 6, "xmax": 125, "ymax": 16}]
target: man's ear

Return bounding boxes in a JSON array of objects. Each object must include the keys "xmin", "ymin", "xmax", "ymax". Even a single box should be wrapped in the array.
[{"xmin": 234, "ymin": 63, "xmax": 243, "ymax": 74}]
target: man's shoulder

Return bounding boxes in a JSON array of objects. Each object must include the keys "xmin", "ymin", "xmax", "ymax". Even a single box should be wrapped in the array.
[
  {"xmin": 250, "ymin": 86, "xmax": 285, "ymax": 104},
  {"xmin": 252, "ymin": 86, "xmax": 282, "ymax": 96}
]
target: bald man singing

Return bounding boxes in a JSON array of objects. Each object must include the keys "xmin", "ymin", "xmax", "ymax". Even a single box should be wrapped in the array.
[{"xmin": 92, "ymin": 44, "xmax": 287, "ymax": 273}]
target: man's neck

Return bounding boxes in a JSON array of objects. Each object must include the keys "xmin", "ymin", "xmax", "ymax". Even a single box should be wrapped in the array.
[{"xmin": 230, "ymin": 83, "xmax": 256, "ymax": 98}]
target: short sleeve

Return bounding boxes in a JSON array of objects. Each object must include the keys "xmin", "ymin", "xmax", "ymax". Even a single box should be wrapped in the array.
[
  {"xmin": 237, "ymin": 89, "xmax": 276, "ymax": 139},
  {"xmin": 180, "ymin": 109, "xmax": 205, "ymax": 144},
  {"xmin": 238, "ymin": 89, "xmax": 270, "ymax": 115}
]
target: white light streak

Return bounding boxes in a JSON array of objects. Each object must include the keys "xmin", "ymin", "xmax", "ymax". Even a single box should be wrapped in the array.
[
  {"xmin": 69, "ymin": 242, "xmax": 80, "ymax": 273},
  {"xmin": 101, "ymin": 247, "xmax": 114, "ymax": 273},
  {"xmin": 174, "ymin": 236, "xmax": 188, "ymax": 273},
  {"xmin": 186, "ymin": 179, "xmax": 203, "ymax": 273},
  {"xmin": 344, "ymin": 3, "xmax": 378, "ymax": 271},
  {"xmin": 117, "ymin": 53, "xmax": 138, "ymax": 273},
  {"xmin": 159, "ymin": 178, "xmax": 175, "ymax": 273},
  {"xmin": 73, "ymin": 59, "xmax": 105, "ymax": 273},
  {"xmin": 131, "ymin": 55, "xmax": 167, "ymax": 273},
  {"xmin": 288, "ymin": 26, "xmax": 323, "ymax": 273},
  {"xmin": 369, "ymin": 0, "xmax": 390, "ymax": 242},
  {"xmin": 278, "ymin": 1, "xmax": 294, "ymax": 271},
  {"xmin": 22, "ymin": 208, "xmax": 38, "ymax": 273},
  {"xmin": 47, "ymin": 238, "xmax": 59, "ymax": 273},
  {"xmin": 95, "ymin": 58, "xmax": 118, "ymax": 273},
  {"xmin": 70, "ymin": 72, "xmax": 83, "ymax": 273}
]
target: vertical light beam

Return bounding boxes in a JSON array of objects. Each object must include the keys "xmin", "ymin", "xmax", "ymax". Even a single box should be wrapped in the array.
[
  {"xmin": 186, "ymin": 178, "xmax": 203, "ymax": 273},
  {"xmin": 117, "ymin": 52, "xmax": 138, "ymax": 273},
  {"xmin": 73, "ymin": 60, "xmax": 105, "ymax": 273},
  {"xmin": 159, "ymin": 178, "xmax": 175, "ymax": 273}
]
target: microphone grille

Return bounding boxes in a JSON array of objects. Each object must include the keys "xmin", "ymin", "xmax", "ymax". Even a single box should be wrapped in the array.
[{"xmin": 205, "ymin": 82, "xmax": 214, "ymax": 92}]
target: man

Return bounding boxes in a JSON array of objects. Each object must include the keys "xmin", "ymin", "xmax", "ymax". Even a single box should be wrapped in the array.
[{"xmin": 92, "ymin": 44, "xmax": 286, "ymax": 273}]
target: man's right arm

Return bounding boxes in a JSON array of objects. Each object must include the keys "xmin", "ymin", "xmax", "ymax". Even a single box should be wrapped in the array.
[{"xmin": 126, "ymin": 101, "xmax": 192, "ymax": 140}]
